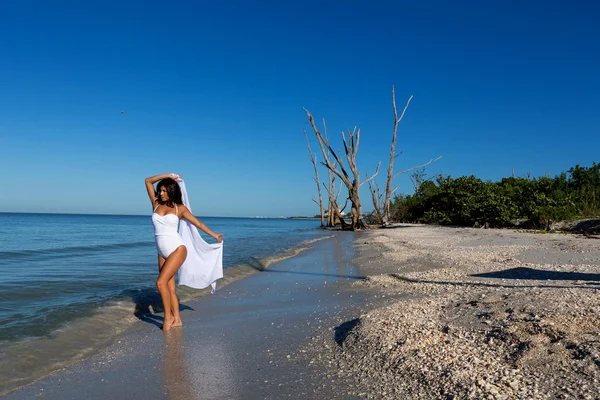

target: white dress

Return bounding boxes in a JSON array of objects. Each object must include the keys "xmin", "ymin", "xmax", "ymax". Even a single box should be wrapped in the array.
[{"xmin": 177, "ymin": 180, "xmax": 224, "ymax": 293}]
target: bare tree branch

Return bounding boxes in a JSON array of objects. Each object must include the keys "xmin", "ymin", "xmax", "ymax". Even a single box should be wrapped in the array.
[
  {"xmin": 393, "ymin": 156, "xmax": 444, "ymax": 179},
  {"xmin": 305, "ymin": 109, "xmax": 353, "ymax": 188},
  {"xmin": 368, "ymin": 178, "xmax": 383, "ymax": 223},
  {"xmin": 321, "ymin": 122, "xmax": 345, "ymax": 227},
  {"xmin": 342, "ymin": 130, "xmax": 350, "ymax": 162},
  {"xmin": 321, "ymin": 181, "xmax": 348, "ymax": 229},
  {"xmin": 339, "ymin": 196, "xmax": 349, "ymax": 212},
  {"xmin": 304, "ymin": 129, "xmax": 324, "ymax": 227},
  {"xmin": 350, "ymin": 127, "xmax": 358, "ymax": 158},
  {"xmin": 360, "ymin": 162, "xmax": 381, "ymax": 187}
]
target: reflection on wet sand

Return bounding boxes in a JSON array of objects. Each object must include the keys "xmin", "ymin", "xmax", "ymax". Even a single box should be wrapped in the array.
[
  {"xmin": 162, "ymin": 328, "xmax": 239, "ymax": 400},
  {"xmin": 162, "ymin": 328, "xmax": 194, "ymax": 400}
]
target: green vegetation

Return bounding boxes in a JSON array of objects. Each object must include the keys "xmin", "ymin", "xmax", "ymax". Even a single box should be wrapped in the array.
[{"xmin": 387, "ymin": 162, "xmax": 600, "ymax": 229}]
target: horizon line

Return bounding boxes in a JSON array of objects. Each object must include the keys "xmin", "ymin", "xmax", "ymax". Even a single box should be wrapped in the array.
[{"xmin": 0, "ymin": 211, "xmax": 320, "ymax": 219}]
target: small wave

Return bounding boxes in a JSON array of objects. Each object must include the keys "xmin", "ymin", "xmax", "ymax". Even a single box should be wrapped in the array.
[
  {"xmin": 292, "ymin": 226, "xmax": 326, "ymax": 232},
  {"xmin": 301, "ymin": 234, "xmax": 334, "ymax": 246},
  {"xmin": 241, "ymin": 234, "xmax": 335, "ymax": 272}
]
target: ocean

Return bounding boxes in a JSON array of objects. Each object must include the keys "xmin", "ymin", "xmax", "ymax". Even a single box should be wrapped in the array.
[{"xmin": 0, "ymin": 212, "xmax": 331, "ymax": 394}]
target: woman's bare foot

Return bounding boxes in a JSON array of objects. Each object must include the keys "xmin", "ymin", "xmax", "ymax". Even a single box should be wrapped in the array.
[
  {"xmin": 171, "ymin": 318, "xmax": 183, "ymax": 328},
  {"xmin": 162, "ymin": 317, "xmax": 175, "ymax": 331}
]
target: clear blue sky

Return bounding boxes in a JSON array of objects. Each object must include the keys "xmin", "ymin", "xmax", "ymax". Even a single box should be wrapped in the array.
[{"xmin": 1, "ymin": 1, "xmax": 598, "ymax": 217}]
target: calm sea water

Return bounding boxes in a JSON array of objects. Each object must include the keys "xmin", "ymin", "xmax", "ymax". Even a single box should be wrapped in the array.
[{"xmin": 0, "ymin": 212, "xmax": 330, "ymax": 393}]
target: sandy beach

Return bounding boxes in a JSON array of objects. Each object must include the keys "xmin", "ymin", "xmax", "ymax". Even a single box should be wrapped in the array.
[
  {"xmin": 4, "ymin": 224, "xmax": 600, "ymax": 399},
  {"xmin": 311, "ymin": 224, "xmax": 600, "ymax": 399}
]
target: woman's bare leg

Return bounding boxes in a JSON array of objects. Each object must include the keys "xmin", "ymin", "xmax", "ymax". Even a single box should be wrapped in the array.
[
  {"xmin": 157, "ymin": 255, "xmax": 166, "ymax": 314},
  {"xmin": 168, "ymin": 275, "xmax": 182, "ymax": 327},
  {"xmin": 156, "ymin": 246, "xmax": 187, "ymax": 331},
  {"xmin": 158, "ymin": 256, "xmax": 182, "ymax": 327}
]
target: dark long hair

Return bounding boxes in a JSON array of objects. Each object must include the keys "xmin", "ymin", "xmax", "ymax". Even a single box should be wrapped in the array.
[{"xmin": 156, "ymin": 178, "xmax": 183, "ymax": 207}]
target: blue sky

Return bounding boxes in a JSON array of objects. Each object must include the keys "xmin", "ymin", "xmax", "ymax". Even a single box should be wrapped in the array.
[{"xmin": 1, "ymin": 1, "xmax": 598, "ymax": 217}]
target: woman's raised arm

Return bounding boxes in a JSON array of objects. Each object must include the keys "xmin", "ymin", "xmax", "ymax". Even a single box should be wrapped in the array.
[{"xmin": 144, "ymin": 173, "xmax": 182, "ymax": 205}]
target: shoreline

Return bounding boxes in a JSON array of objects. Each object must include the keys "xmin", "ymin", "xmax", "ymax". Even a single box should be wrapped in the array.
[
  {"xmin": 2, "ymin": 232, "xmax": 367, "ymax": 399},
  {"xmin": 0, "ymin": 233, "xmax": 333, "ymax": 397}
]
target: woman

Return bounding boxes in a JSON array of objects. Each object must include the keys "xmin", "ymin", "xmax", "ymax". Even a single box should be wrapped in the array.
[{"xmin": 145, "ymin": 173, "xmax": 224, "ymax": 331}]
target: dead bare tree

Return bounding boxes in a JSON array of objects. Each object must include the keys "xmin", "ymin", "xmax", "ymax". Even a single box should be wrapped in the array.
[
  {"xmin": 368, "ymin": 178, "xmax": 383, "ymax": 223},
  {"xmin": 331, "ymin": 166, "xmax": 347, "ymax": 227},
  {"xmin": 327, "ymin": 166, "xmax": 337, "ymax": 227},
  {"xmin": 380, "ymin": 86, "xmax": 443, "ymax": 226},
  {"xmin": 323, "ymin": 181, "xmax": 348, "ymax": 229},
  {"xmin": 380, "ymin": 87, "xmax": 412, "ymax": 226},
  {"xmin": 304, "ymin": 130, "xmax": 324, "ymax": 227},
  {"xmin": 322, "ymin": 155, "xmax": 349, "ymax": 229},
  {"xmin": 304, "ymin": 118, "xmax": 346, "ymax": 228},
  {"xmin": 304, "ymin": 109, "xmax": 380, "ymax": 230},
  {"xmin": 325, "ymin": 161, "xmax": 338, "ymax": 227},
  {"xmin": 322, "ymin": 120, "xmax": 344, "ymax": 228},
  {"xmin": 410, "ymin": 168, "xmax": 428, "ymax": 196}
]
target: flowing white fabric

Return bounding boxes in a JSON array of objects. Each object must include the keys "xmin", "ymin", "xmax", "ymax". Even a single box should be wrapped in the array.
[{"xmin": 177, "ymin": 179, "xmax": 223, "ymax": 293}]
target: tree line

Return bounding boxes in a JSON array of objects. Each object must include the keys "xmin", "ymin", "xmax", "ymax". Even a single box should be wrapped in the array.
[
  {"xmin": 388, "ymin": 163, "xmax": 600, "ymax": 229},
  {"xmin": 303, "ymin": 88, "xmax": 598, "ymax": 230}
]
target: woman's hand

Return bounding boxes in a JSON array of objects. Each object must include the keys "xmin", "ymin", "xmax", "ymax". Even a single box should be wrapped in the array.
[
  {"xmin": 214, "ymin": 233, "xmax": 224, "ymax": 243},
  {"xmin": 170, "ymin": 173, "xmax": 183, "ymax": 181}
]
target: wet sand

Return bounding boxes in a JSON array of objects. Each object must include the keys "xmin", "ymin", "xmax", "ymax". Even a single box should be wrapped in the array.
[{"xmin": 3, "ymin": 232, "xmax": 369, "ymax": 400}]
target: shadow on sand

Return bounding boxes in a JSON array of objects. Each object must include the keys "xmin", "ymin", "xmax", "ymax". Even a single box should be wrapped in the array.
[
  {"xmin": 377, "ymin": 224, "xmax": 433, "ymax": 230},
  {"xmin": 334, "ymin": 318, "xmax": 360, "ymax": 346},
  {"xmin": 472, "ymin": 267, "xmax": 600, "ymax": 282},
  {"xmin": 390, "ymin": 269, "xmax": 600, "ymax": 291},
  {"xmin": 121, "ymin": 288, "xmax": 194, "ymax": 329}
]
